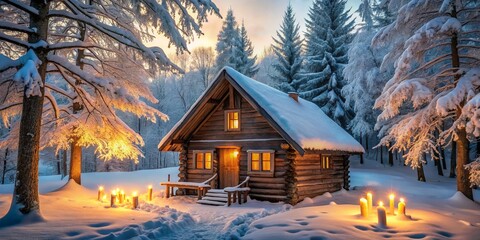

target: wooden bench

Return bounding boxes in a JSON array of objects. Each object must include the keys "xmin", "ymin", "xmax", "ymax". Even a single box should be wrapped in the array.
[
  {"xmin": 224, "ymin": 176, "xmax": 250, "ymax": 206},
  {"xmin": 160, "ymin": 174, "xmax": 217, "ymax": 200}
]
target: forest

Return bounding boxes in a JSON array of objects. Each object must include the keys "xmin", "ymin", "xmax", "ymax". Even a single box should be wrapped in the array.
[{"xmin": 0, "ymin": 0, "xmax": 478, "ymax": 231}]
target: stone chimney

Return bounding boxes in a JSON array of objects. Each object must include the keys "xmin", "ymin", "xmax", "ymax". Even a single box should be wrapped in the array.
[{"xmin": 288, "ymin": 92, "xmax": 299, "ymax": 102}]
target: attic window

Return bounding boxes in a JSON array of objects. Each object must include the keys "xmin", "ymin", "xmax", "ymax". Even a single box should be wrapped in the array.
[{"xmin": 225, "ymin": 110, "xmax": 240, "ymax": 131}]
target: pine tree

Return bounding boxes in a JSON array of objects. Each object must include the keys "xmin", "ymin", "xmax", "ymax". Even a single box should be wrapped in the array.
[
  {"xmin": 233, "ymin": 22, "xmax": 258, "ymax": 77},
  {"xmin": 297, "ymin": 0, "xmax": 354, "ymax": 128},
  {"xmin": 357, "ymin": 0, "xmax": 374, "ymax": 29},
  {"xmin": 372, "ymin": 0, "xmax": 395, "ymax": 27},
  {"xmin": 215, "ymin": 9, "xmax": 240, "ymax": 71},
  {"xmin": 374, "ymin": 0, "xmax": 479, "ymax": 200},
  {"xmin": 271, "ymin": 4, "xmax": 303, "ymax": 93}
]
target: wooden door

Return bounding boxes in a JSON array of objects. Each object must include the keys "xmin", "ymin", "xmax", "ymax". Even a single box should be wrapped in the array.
[{"xmin": 218, "ymin": 148, "xmax": 239, "ymax": 188}]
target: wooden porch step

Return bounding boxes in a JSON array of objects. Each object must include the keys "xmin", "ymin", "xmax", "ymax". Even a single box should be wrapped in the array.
[
  {"xmin": 201, "ymin": 196, "xmax": 228, "ymax": 202},
  {"xmin": 205, "ymin": 192, "xmax": 228, "ymax": 198},
  {"xmin": 197, "ymin": 199, "xmax": 226, "ymax": 206},
  {"xmin": 207, "ymin": 189, "xmax": 226, "ymax": 194},
  {"xmin": 197, "ymin": 189, "xmax": 228, "ymax": 206}
]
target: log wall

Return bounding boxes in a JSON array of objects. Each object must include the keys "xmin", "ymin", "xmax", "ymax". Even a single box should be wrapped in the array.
[{"xmin": 295, "ymin": 152, "xmax": 349, "ymax": 201}]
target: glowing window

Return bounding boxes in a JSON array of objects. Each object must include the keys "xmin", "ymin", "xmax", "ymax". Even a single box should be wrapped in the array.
[
  {"xmin": 225, "ymin": 110, "xmax": 240, "ymax": 131},
  {"xmin": 194, "ymin": 151, "xmax": 213, "ymax": 170},
  {"xmin": 248, "ymin": 150, "xmax": 274, "ymax": 173},
  {"xmin": 321, "ymin": 155, "xmax": 331, "ymax": 169}
]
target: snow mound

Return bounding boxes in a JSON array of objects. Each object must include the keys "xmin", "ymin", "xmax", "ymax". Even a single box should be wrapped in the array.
[
  {"xmin": 446, "ymin": 192, "xmax": 479, "ymax": 210},
  {"xmin": 47, "ymin": 179, "xmax": 94, "ymax": 197}
]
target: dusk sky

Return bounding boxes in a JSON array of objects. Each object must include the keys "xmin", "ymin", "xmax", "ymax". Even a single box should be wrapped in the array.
[{"xmin": 151, "ymin": 0, "xmax": 362, "ymax": 57}]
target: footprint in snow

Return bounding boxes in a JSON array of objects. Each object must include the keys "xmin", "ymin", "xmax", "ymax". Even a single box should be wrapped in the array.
[{"xmin": 88, "ymin": 222, "xmax": 111, "ymax": 228}]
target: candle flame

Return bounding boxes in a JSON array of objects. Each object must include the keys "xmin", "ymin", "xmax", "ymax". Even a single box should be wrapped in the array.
[
  {"xmin": 111, "ymin": 190, "xmax": 117, "ymax": 195},
  {"xmin": 133, "ymin": 191, "xmax": 138, "ymax": 197},
  {"xmin": 400, "ymin": 198, "xmax": 405, "ymax": 203},
  {"xmin": 389, "ymin": 194, "xmax": 395, "ymax": 200},
  {"xmin": 360, "ymin": 198, "xmax": 367, "ymax": 203},
  {"xmin": 102, "ymin": 195, "xmax": 107, "ymax": 200},
  {"xmin": 121, "ymin": 190, "xmax": 125, "ymax": 194},
  {"xmin": 148, "ymin": 185, "xmax": 152, "ymax": 189},
  {"xmin": 367, "ymin": 192, "xmax": 372, "ymax": 197},
  {"xmin": 99, "ymin": 186, "xmax": 104, "ymax": 191},
  {"xmin": 378, "ymin": 201, "xmax": 384, "ymax": 207}
]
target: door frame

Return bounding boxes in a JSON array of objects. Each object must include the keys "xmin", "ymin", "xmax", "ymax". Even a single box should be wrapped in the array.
[{"xmin": 216, "ymin": 146, "xmax": 240, "ymax": 188}]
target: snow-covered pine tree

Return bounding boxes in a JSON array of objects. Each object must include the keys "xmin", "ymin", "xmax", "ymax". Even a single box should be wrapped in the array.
[
  {"xmin": 271, "ymin": 4, "xmax": 303, "ymax": 93},
  {"xmin": 297, "ymin": 0, "xmax": 354, "ymax": 128},
  {"xmin": 0, "ymin": 0, "xmax": 219, "ymax": 223},
  {"xmin": 215, "ymin": 9, "xmax": 239, "ymax": 71},
  {"xmin": 374, "ymin": 0, "xmax": 480, "ymax": 200},
  {"xmin": 342, "ymin": 0, "xmax": 398, "ymax": 151},
  {"xmin": 357, "ymin": 0, "xmax": 374, "ymax": 29},
  {"xmin": 233, "ymin": 22, "xmax": 258, "ymax": 77}
]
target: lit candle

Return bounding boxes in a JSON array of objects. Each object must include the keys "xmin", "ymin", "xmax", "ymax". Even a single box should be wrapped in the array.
[
  {"xmin": 110, "ymin": 190, "xmax": 117, "ymax": 207},
  {"xmin": 377, "ymin": 201, "xmax": 387, "ymax": 228},
  {"xmin": 389, "ymin": 194, "xmax": 395, "ymax": 215},
  {"xmin": 98, "ymin": 186, "xmax": 104, "ymax": 201},
  {"xmin": 116, "ymin": 188, "xmax": 120, "ymax": 202},
  {"xmin": 359, "ymin": 198, "xmax": 368, "ymax": 217},
  {"xmin": 148, "ymin": 185, "xmax": 153, "ymax": 201},
  {"xmin": 132, "ymin": 191, "xmax": 139, "ymax": 209},
  {"xmin": 102, "ymin": 194, "xmax": 107, "ymax": 203},
  {"xmin": 398, "ymin": 198, "xmax": 406, "ymax": 215},
  {"xmin": 119, "ymin": 190, "xmax": 125, "ymax": 204},
  {"xmin": 367, "ymin": 192, "xmax": 373, "ymax": 213}
]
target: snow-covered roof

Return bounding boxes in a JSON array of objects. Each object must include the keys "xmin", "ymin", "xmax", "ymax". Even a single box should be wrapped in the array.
[{"xmin": 159, "ymin": 67, "xmax": 364, "ymax": 154}]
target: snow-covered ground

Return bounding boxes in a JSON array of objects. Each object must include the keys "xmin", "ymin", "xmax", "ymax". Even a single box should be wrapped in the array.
[{"xmin": 0, "ymin": 157, "xmax": 478, "ymax": 239}]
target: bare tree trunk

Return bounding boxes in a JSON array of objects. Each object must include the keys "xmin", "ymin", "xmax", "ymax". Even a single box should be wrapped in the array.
[
  {"xmin": 450, "ymin": 4, "xmax": 473, "ymax": 200},
  {"xmin": 388, "ymin": 146, "xmax": 393, "ymax": 166},
  {"xmin": 2, "ymin": 148, "xmax": 8, "ymax": 184},
  {"xmin": 56, "ymin": 153, "xmax": 61, "ymax": 175},
  {"xmin": 434, "ymin": 151, "xmax": 444, "ymax": 176},
  {"xmin": 450, "ymin": 142, "xmax": 457, "ymax": 178},
  {"xmin": 380, "ymin": 146, "xmax": 384, "ymax": 164},
  {"xmin": 10, "ymin": 0, "xmax": 50, "ymax": 217},
  {"xmin": 417, "ymin": 162, "xmax": 426, "ymax": 182},
  {"xmin": 476, "ymin": 137, "xmax": 480, "ymax": 158},
  {"xmin": 69, "ymin": 137, "xmax": 82, "ymax": 184},
  {"xmin": 365, "ymin": 135, "xmax": 369, "ymax": 153}
]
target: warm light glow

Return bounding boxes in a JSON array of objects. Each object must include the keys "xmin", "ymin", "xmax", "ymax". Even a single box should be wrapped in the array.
[
  {"xmin": 367, "ymin": 192, "xmax": 372, "ymax": 197},
  {"xmin": 148, "ymin": 185, "xmax": 152, "ymax": 189},
  {"xmin": 102, "ymin": 195, "xmax": 106, "ymax": 200},
  {"xmin": 99, "ymin": 186, "xmax": 104, "ymax": 191},
  {"xmin": 400, "ymin": 198, "xmax": 405, "ymax": 203},
  {"xmin": 233, "ymin": 151, "xmax": 239, "ymax": 158},
  {"xmin": 133, "ymin": 191, "xmax": 138, "ymax": 197},
  {"xmin": 389, "ymin": 194, "xmax": 395, "ymax": 200},
  {"xmin": 379, "ymin": 201, "xmax": 384, "ymax": 207},
  {"xmin": 112, "ymin": 190, "xmax": 117, "ymax": 195},
  {"xmin": 360, "ymin": 198, "xmax": 367, "ymax": 203},
  {"xmin": 121, "ymin": 190, "xmax": 125, "ymax": 195}
]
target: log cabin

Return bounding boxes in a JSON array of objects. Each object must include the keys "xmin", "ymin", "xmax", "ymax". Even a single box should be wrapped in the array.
[{"xmin": 158, "ymin": 67, "xmax": 364, "ymax": 205}]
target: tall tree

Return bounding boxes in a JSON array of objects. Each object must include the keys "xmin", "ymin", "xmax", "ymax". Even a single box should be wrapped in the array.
[
  {"xmin": 0, "ymin": 0, "xmax": 219, "ymax": 224},
  {"xmin": 233, "ymin": 22, "xmax": 258, "ymax": 77},
  {"xmin": 357, "ymin": 0, "xmax": 374, "ymax": 29},
  {"xmin": 271, "ymin": 4, "xmax": 303, "ymax": 93},
  {"xmin": 191, "ymin": 47, "xmax": 215, "ymax": 90},
  {"xmin": 215, "ymin": 9, "xmax": 239, "ymax": 71},
  {"xmin": 297, "ymin": 0, "xmax": 354, "ymax": 128},
  {"xmin": 374, "ymin": 0, "xmax": 479, "ymax": 200}
]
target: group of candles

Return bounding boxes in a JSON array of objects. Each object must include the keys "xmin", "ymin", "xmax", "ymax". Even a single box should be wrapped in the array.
[
  {"xmin": 359, "ymin": 192, "xmax": 406, "ymax": 228},
  {"xmin": 97, "ymin": 185, "xmax": 154, "ymax": 209}
]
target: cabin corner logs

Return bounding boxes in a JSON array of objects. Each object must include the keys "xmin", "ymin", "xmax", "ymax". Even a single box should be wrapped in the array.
[{"xmin": 160, "ymin": 70, "xmax": 358, "ymax": 204}]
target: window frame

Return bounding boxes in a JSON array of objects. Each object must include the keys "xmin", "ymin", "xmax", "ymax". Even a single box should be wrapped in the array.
[
  {"xmin": 224, "ymin": 109, "xmax": 241, "ymax": 132},
  {"xmin": 193, "ymin": 150, "xmax": 214, "ymax": 170},
  {"xmin": 320, "ymin": 154, "xmax": 332, "ymax": 170},
  {"xmin": 247, "ymin": 150, "xmax": 275, "ymax": 176}
]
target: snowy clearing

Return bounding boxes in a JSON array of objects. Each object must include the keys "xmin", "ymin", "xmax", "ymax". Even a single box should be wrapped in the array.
[{"xmin": 0, "ymin": 158, "xmax": 478, "ymax": 239}]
